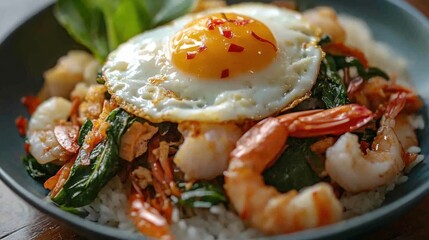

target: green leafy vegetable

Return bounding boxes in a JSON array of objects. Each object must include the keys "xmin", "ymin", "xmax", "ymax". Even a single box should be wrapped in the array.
[
  {"xmin": 22, "ymin": 154, "xmax": 61, "ymax": 182},
  {"xmin": 51, "ymin": 108, "xmax": 136, "ymax": 207},
  {"xmin": 178, "ymin": 181, "xmax": 227, "ymax": 208},
  {"xmin": 77, "ymin": 119, "xmax": 93, "ymax": 146},
  {"xmin": 96, "ymin": 72, "xmax": 105, "ymax": 84},
  {"xmin": 55, "ymin": 0, "xmax": 196, "ymax": 60},
  {"xmin": 312, "ymin": 55, "xmax": 350, "ymax": 108},
  {"xmin": 366, "ymin": 67, "xmax": 390, "ymax": 80},
  {"xmin": 143, "ymin": 0, "xmax": 197, "ymax": 27},
  {"xmin": 312, "ymin": 53, "xmax": 390, "ymax": 109},
  {"xmin": 318, "ymin": 35, "xmax": 332, "ymax": 46},
  {"xmin": 332, "ymin": 55, "xmax": 389, "ymax": 81},
  {"xmin": 263, "ymin": 138, "xmax": 322, "ymax": 193},
  {"xmin": 55, "ymin": 0, "xmax": 109, "ymax": 60},
  {"xmin": 60, "ymin": 206, "xmax": 88, "ymax": 217}
]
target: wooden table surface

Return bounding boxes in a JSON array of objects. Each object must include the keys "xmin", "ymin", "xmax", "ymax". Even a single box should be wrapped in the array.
[{"xmin": 1, "ymin": 0, "xmax": 428, "ymax": 239}]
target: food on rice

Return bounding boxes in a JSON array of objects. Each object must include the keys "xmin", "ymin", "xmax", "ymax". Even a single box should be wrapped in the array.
[{"xmin": 16, "ymin": 1, "xmax": 425, "ymax": 239}]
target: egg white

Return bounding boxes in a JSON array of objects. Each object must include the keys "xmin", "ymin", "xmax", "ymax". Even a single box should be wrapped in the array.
[{"xmin": 103, "ymin": 3, "xmax": 323, "ymax": 123}]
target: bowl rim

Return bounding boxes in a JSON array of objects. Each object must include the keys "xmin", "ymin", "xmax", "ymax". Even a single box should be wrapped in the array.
[{"xmin": 0, "ymin": 0, "xmax": 428, "ymax": 239}]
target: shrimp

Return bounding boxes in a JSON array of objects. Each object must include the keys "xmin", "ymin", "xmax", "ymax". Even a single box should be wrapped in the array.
[
  {"xmin": 393, "ymin": 114, "xmax": 419, "ymax": 151},
  {"xmin": 41, "ymin": 50, "xmax": 99, "ymax": 99},
  {"xmin": 225, "ymin": 104, "xmax": 373, "ymax": 234},
  {"xmin": 325, "ymin": 93, "xmax": 408, "ymax": 193},
  {"xmin": 174, "ymin": 121, "xmax": 243, "ymax": 180},
  {"xmin": 27, "ymin": 97, "xmax": 75, "ymax": 164},
  {"xmin": 129, "ymin": 191, "xmax": 172, "ymax": 240},
  {"xmin": 351, "ymin": 76, "xmax": 423, "ymax": 114},
  {"xmin": 303, "ymin": 7, "xmax": 346, "ymax": 43}
]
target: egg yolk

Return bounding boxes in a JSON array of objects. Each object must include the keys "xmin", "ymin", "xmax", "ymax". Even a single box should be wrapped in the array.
[{"xmin": 170, "ymin": 13, "xmax": 278, "ymax": 79}]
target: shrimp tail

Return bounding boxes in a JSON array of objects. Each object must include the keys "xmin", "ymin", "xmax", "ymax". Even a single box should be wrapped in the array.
[
  {"xmin": 385, "ymin": 92, "xmax": 407, "ymax": 119},
  {"xmin": 281, "ymin": 104, "xmax": 373, "ymax": 137},
  {"xmin": 129, "ymin": 191, "xmax": 172, "ymax": 240}
]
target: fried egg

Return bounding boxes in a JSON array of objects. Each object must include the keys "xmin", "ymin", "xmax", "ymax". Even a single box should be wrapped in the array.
[{"xmin": 103, "ymin": 3, "xmax": 323, "ymax": 123}]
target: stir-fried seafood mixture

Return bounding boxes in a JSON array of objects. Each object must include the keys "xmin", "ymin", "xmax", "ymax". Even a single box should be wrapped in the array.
[{"xmin": 16, "ymin": 1, "xmax": 424, "ymax": 239}]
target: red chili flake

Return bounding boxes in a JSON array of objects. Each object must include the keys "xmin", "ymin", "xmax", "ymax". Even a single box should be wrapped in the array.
[
  {"xmin": 206, "ymin": 18, "xmax": 225, "ymax": 30},
  {"xmin": 220, "ymin": 69, "xmax": 229, "ymax": 79},
  {"xmin": 187, "ymin": 51, "xmax": 198, "ymax": 60},
  {"xmin": 230, "ymin": 19, "xmax": 252, "ymax": 26},
  {"xmin": 15, "ymin": 116, "xmax": 28, "ymax": 137},
  {"xmin": 21, "ymin": 95, "xmax": 41, "ymax": 115},
  {"xmin": 251, "ymin": 31, "xmax": 277, "ymax": 51},
  {"xmin": 198, "ymin": 45, "xmax": 207, "ymax": 52},
  {"xmin": 24, "ymin": 142, "xmax": 30, "ymax": 154},
  {"xmin": 207, "ymin": 18, "xmax": 215, "ymax": 30},
  {"xmin": 221, "ymin": 29, "xmax": 233, "ymax": 39},
  {"xmin": 228, "ymin": 43, "xmax": 244, "ymax": 52},
  {"xmin": 187, "ymin": 45, "xmax": 207, "ymax": 60}
]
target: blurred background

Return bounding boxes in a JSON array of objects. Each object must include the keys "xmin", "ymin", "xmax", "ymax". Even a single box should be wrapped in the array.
[
  {"xmin": 0, "ymin": 0, "xmax": 427, "ymax": 42},
  {"xmin": 0, "ymin": 0, "xmax": 52, "ymax": 41}
]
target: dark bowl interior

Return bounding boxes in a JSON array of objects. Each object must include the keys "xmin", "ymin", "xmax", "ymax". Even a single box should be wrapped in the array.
[{"xmin": 0, "ymin": 1, "xmax": 428, "ymax": 240}]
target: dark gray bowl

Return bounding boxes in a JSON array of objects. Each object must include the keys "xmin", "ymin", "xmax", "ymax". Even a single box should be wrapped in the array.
[{"xmin": 0, "ymin": 1, "xmax": 428, "ymax": 239}]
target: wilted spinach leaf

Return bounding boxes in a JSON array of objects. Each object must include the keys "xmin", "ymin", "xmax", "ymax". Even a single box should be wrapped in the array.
[
  {"xmin": 52, "ymin": 108, "xmax": 136, "ymax": 207},
  {"xmin": 77, "ymin": 119, "xmax": 93, "ymax": 146},
  {"xmin": 22, "ymin": 154, "xmax": 61, "ymax": 182},
  {"xmin": 263, "ymin": 138, "xmax": 322, "ymax": 193}
]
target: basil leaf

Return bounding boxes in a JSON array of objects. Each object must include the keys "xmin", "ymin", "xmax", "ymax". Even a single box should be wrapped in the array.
[
  {"xmin": 178, "ymin": 181, "xmax": 227, "ymax": 208},
  {"xmin": 312, "ymin": 55, "xmax": 350, "ymax": 108},
  {"xmin": 95, "ymin": 0, "xmax": 149, "ymax": 51},
  {"xmin": 52, "ymin": 108, "xmax": 136, "ymax": 207},
  {"xmin": 332, "ymin": 55, "xmax": 389, "ymax": 81},
  {"xmin": 367, "ymin": 67, "xmax": 390, "ymax": 80},
  {"xmin": 55, "ymin": 0, "xmax": 196, "ymax": 61},
  {"xmin": 318, "ymin": 35, "xmax": 332, "ymax": 46},
  {"xmin": 263, "ymin": 138, "xmax": 322, "ymax": 193},
  {"xmin": 55, "ymin": 0, "xmax": 109, "ymax": 61},
  {"xmin": 22, "ymin": 154, "xmax": 61, "ymax": 182},
  {"xmin": 143, "ymin": 0, "xmax": 197, "ymax": 27}
]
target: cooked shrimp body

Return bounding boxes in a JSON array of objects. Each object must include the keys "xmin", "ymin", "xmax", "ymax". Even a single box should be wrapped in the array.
[
  {"xmin": 27, "ymin": 97, "xmax": 74, "ymax": 164},
  {"xmin": 303, "ymin": 7, "xmax": 346, "ymax": 43},
  {"xmin": 174, "ymin": 122, "xmax": 242, "ymax": 180},
  {"xmin": 28, "ymin": 129, "xmax": 74, "ymax": 164},
  {"xmin": 40, "ymin": 51, "xmax": 99, "ymax": 99},
  {"xmin": 326, "ymin": 131, "xmax": 403, "ymax": 193},
  {"xmin": 28, "ymin": 97, "xmax": 72, "ymax": 132},
  {"xmin": 326, "ymin": 93, "xmax": 408, "ymax": 193},
  {"xmin": 393, "ymin": 114, "xmax": 419, "ymax": 152},
  {"xmin": 225, "ymin": 104, "xmax": 373, "ymax": 234}
]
